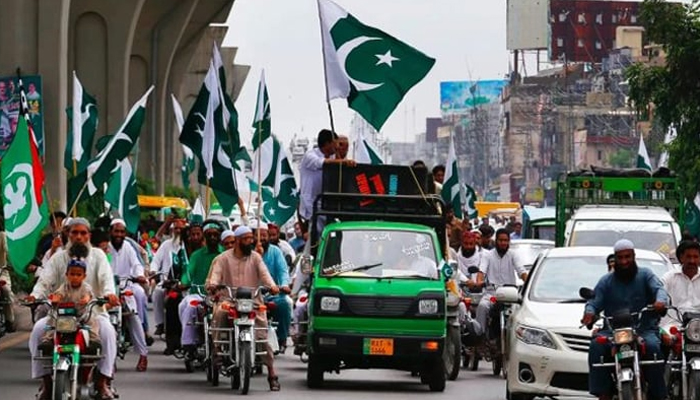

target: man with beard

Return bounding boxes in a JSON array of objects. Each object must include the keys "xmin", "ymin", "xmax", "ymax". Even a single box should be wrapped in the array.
[
  {"xmin": 450, "ymin": 231, "xmax": 483, "ymax": 289},
  {"xmin": 26, "ymin": 218, "xmax": 119, "ymax": 399},
  {"xmin": 267, "ymin": 223, "xmax": 296, "ymax": 267},
  {"xmin": 108, "ymin": 219, "xmax": 149, "ymax": 371},
  {"xmin": 178, "ymin": 222, "xmax": 223, "ymax": 354},
  {"xmin": 251, "ymin": 221, "xmax": 293, "ymax": 353},
  {"xmin": 581, "ymin": 239, "xmax": 668, "ymax": 400},
  {"xmin": 206, "ymin": 226, "xmax": 281, "ymax": 391},
  {"xmin": 184, "ymin": 222, "xmax": 205, "ymax": 257},
  {"xmin": 475, "ymin": 229, "xmax": 527, "ymax": 337}
]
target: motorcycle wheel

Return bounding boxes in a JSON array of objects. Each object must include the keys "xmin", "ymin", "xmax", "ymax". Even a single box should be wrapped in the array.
[
  {"xmin": 620, "ymin": 380, "xmax": 634, "ymax": 400},
  {"xmin": 689, "ymin": 370, "xmax": 700, "ymax": 400},
  {"xmin": 492, "ymin": 357, "xmax": 503, "ymax": 376},
  {"xmin": 184, "ymin": 358, "xmax": 194, "ymax": 373},
  {"xmin": 231, "ymin": 367, "xmax": 240, "ymax": 390},
  {"xmin": 427, "ymin": 357, "xmax": 446, "ymax": 392},
  {"xmin": 237, "ymin": 341, "xmax": 252, "ymax": 395},
  {"xmin": 444, "ymin": 326, "xmax": 461, "ymax": 381},
  {"xmin": 53, "ymin": 369, "xmax": 69, "ymax": 400}
]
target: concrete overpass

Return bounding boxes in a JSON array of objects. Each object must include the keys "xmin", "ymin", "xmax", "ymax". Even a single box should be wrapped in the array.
[{"xmin": 0, "ymin": 0, "xmax": 250, "ymax": 210}]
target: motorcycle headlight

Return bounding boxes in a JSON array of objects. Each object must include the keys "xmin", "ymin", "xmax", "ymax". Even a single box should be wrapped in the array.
[
  {"xmin": 613, "ymin": 328, "xmax": 634, "ymax": 345},
  {"xmin": 320, "ymin": 296, "xmax": 340, "ymax": 312},
  {"xmin": 419, "ymin": 299, "xmax": 439, "ymax": 314},
  {"xmin": 236, "ymin": 300, "xmax": 254, "ymax": 313},
  {"xmin": 515, "ymin": 325, "xmax": 556, "ymax": 349},
  {"xmin": 56, "ymin": 316, "xmax": 78, "ymax": 333},
  {"xmin": 687, "ymin": 319, "xmax": 700, "ymax": 342}
]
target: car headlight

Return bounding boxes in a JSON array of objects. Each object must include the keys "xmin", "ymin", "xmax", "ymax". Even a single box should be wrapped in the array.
[
  {"xmin": 687, "ymin": 319, "xmax": 700, "ymax": 342},
  {"xmin": 56, "ymin": 316, "xmax": 78, "ymax": 333},
  {"xmin": 613, "ymin": 328, "xmax": 634, "ymax": 344},
  {"xmin": 236, "ymin": 299, "xmax": 254, "ymax": 313},
  {"xmin": 320, "ymin": 296, "xmax": 340, "ymax": 312},
  {"xmin": 515, "ymin": 325, "xmax": 556, "ymax": 349},
  {"xmin": 419, "ymin": 299, "xmax": 439, "ymax": 314}
]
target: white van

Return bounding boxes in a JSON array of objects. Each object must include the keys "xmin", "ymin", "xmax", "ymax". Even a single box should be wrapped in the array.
[{"xmin": 564, "ymin": 205, "xmax": 681, "ymax": 262}]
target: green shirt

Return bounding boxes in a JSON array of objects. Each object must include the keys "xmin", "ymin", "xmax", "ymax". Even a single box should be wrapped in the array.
[{"xmin": 182, "ymin": 245, "xmax": 223, "ymax": 287}]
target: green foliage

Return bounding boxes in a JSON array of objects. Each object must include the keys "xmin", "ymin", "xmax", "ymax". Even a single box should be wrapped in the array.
[
  {"xmin": 608, "ymin": 149, "xmax": 635, "ymax": 168},
  {"xmin": 626, "ymin": 0, "xmax": 700, "ymax": 198}
]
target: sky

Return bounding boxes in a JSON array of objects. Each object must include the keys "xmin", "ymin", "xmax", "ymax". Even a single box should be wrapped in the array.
[{"xmin": 224, "ymin": 0, "xmax": 512, "ymax": 146}]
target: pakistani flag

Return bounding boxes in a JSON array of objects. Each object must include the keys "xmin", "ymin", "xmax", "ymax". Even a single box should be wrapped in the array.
[
  {"xmin": 463, "ymin": 183, "xmax": 478, "ymax": 219},
  {"xmin": 190, "ymin": 197, "xmax": 205, "ymax": 224},
  {"xmin": 64, "ymin": 71, "xmax": 98, "ymax": 174},
  {"xmin": 658, "ymin": 126, "xmax": 677, "ymax": 169},
  {"xmin": 171, "ymin": 94, "xmax": 195, "ymax": 190},
  {"xmin": 250, "ymin": 71, "xmax": 299, "ymax": 226},
  {"xmin": 104, "ymin": 159, "xmax": 140, "ymax": 233},
  {"xmin": 318, "ymin": 0, "xmax": 435, "ymax": 131},
  {"xmin": 440, "ymin": 135, "xmax": 462, "ymax": 218},
  {"xmin": 685, "ymin": 193, "xmax": 700, "ymax": 238},
  {"xmin": 85, "ymin": 86, "xmax": 153, "ymax": 195},
  {"xmin": 355, "ymin": 128, "xmax": 384, "ymax": 165},
  {"xmin": 636, "ymin": 134, "xmax": 652, "ymax": 172},
  {"xmin": 2, "ymin": 95, "xmax": 49, "ymax": 277}
]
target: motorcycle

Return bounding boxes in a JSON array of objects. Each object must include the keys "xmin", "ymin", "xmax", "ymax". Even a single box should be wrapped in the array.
[
  {"xmin": 208, "ymin": 285, "xmax": 270, "ymax": 395},
  {"xmin": 182, "ymin": 284, "xmax": 209, "ymax": 373},
  {"xmin": 27, "ymin": 297, "xmax": 108, "ymax": 400},
  {"xmin": 112, "ymin": 276, "xmax": 141, "ymax": 359},
  {"xmin": 444, "ymin": 268, "xmax": 462, "ymax": 381},
  {"xmin": 292, "ymin": 292, "xmax": 310, "ymax": 363},
  {"xmin": 460, "ymin": 283, "xmax": 484, "ymax": 371},
  {"xmin": 580, "ymin": 287, "xmax": 665, "ymax": 400},
  {"xmin": 665, "ymin": 306, "xmax": 700, "ymax": 400},
  {"xmin": 161, "ymin": 277, "xmax": 185, "ymax": 357}
]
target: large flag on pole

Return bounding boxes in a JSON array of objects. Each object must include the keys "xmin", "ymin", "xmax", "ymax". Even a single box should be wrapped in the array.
[
  {"xmin": 250, "ymin": 71, "xmax": 299, "ymax": 226},
  {"xmin": 171, "ymin": 94, "xmax": 195, "ymax": 190},
  {"xmin": 318, "ymin": 0, "xmax": 435, "ymax": 131},
  {"xmin": 441, "ymin": 135, "xmax": 462, "ymax": 218},
  {"xmin": 636, "ymin": 133, "xmax": 652, "ymax": 172},
  {"xmin": 104, "ymin": 159, "xmax": 140, "ymax": 233},
  {"xmin": 64, "ymin": 71, "xmax": 98, "ymax": 174},
  {"xmin": 2, "ymin": 79, "xmax": 49, "ymax": 277},
  {"xmin": 354, "ymin": 129, "xmax": 384, "ymax": 165}
]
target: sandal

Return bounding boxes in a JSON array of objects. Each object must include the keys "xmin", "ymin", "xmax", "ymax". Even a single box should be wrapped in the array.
[{"xmin": 267, "ymin": 375, "xmax": 281, "ymax": 391}]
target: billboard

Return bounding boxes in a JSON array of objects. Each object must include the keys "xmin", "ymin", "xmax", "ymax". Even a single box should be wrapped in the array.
[
  {"xmin": 549, "ymin": 0, "xmax": 642, "ymax": 63},
  {"xmin": 506, "ymin": 0, "xmax": 549, "ymax": 50},
  {"xmin": 440, "ymin": 80, "xmax": 506, "ymax": 117},
  {"xmin": 0, "ymin": 75, "xmax": 44, "ymax": 158}
]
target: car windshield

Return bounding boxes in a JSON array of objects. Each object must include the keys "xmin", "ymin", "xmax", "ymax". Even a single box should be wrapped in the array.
[
  {"xmin": 509, "ymin": 242, "xmax": 554, "ymax": 268},
  {"xmin": 532, "ymin": 225, "xmax": 555, "ymax": 241},
  {"xmin": 570, "ymin": 220, "xmax": 676, "ymax": 257},
  {"xmin": 319, "ymin": 229, "xmax": 439, "ymax": 279},
  {"xmin": 529, "ymin": 256, "xmax": 669, "ymax": 303}
]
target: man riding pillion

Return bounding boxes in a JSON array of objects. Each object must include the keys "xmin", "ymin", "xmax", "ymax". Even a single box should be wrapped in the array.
[
  {"xmin": 108, "ymin": 219, "xmax": 149, "ymax": 371},
  {"xmin": 178, "ymin": 222, "xmax": 224, "ymax": 353},
  {"xmin": 250, "ymin": 221, "xmax": 293, "ymax": 354},
  {"xmin": 581, "ymin": 239, "xmax": 669, "ymax": 400},
  {"xmin": 150, "ymin": 218, "xmax": 187, "ymax": 337},
  {"xmin": 206, "ymin": 225, "xmax": 281, "ymax": 391},
  {"xmin": 475, "ymin": 228, "xmax": 527, "ymax": 336},
  {"xmin": 661, "ymin": 240, "xmax": 700, "ymax": 342},
  {"xmin": 27, "ymin": 218, "xmax": 120, "ymax": 400}
]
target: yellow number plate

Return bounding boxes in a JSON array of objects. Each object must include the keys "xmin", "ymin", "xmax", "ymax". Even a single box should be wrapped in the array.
[{"xmin": 363, "ymin": 338, "xmax": 394, "ymax": 355}]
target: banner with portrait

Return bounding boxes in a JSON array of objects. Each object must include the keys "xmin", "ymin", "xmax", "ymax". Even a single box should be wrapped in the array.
[{"xmin": 0, "ymin": 75, "xmax": 44, "ymax": 159}]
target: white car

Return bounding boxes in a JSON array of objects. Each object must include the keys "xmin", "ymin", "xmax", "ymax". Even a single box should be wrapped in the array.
[{"xmin": 498, "ymin": 246, "xmax": 673, "ymax": 400}]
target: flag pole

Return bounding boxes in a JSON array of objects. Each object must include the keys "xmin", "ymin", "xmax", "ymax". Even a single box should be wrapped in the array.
[
  {"xmin": 255, "ymin": 119, "xmax": 263, "ymax": 242},
  {"xmin": 71, "ymin": 160, "xmax": 78, "ymax": 217},
  {"xmin": 67, "ymin": 180, "xmax": 89, "ymax": 216},
  {"xmin": 316, "ymin": 0, "xmax": 336, "ymax": 134},
  {"xmin": 205, "ymin": 179, "xmax": 211, "ymax": 217}
]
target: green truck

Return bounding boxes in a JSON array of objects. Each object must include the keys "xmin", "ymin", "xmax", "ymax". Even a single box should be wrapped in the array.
[
  {"xmin": 555, "ymin": 169, "xmax": 685, "ymax": 257},
  {"xmin": 305, "ymin": 164, "xmax": 452, "ymax": 391}
]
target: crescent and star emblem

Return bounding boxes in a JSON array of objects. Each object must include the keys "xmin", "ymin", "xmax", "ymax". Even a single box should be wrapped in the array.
[
  {"xmin": 3, "ymin": 163, "xmax": 42, "ymax": 241},
  {"xmin": 337, "ymin": 36, "xmax": 400, "ymax": 92}
]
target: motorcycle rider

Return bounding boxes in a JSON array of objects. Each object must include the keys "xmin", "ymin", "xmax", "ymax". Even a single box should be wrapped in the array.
[
  {"xmin": 661, "ymin": 240, "xmax": 700, "ymax": 336},
  {"xmin": 450, "ymin": 231, "xmax": 483, "ymax": 288},
  {"xmin": 206, "ymin": 225, "xmax": 281, "ymax": 391},
  {"xmin": 150, "ymin": 218, "xmax": 187, "ymax": 337},
  {"xmin": 251, "ymin": 221, "xmax": 293, "ymax": 353},
  {"xmin": 475, "ymin": 229, "xmax": 527, "ymax": 337},
  {"xmin": 178, "ymin": 222, "xmax": 223, "ymax": 353},
  {"xmin": 580, "ymin": 239, "xmax": 668, "ymax": 400},
  {"xmin": 0, "ymin": 229, "xmax": 15, "ymax": 333},
  {"xmin": 267, "ymin": 223, "xmax": 296, "ymax": 267},
  {"xmin": 27, "ymin": 218, "xmax": 119, "ymax": 400},
  {"xmin": 108, "ymin": 219, "xmax": 149, "ymax": 371}
]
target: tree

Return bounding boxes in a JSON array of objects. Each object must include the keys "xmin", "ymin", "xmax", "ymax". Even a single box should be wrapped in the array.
[
  {"xmin": 626, "ymin": 0, "xmax": 700, "ymax": 198},
  {"xmin": 608, "ymin": 149, "xmax": 635, "ymax": 168}
]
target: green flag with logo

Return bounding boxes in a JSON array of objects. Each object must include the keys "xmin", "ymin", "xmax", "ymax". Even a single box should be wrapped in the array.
[
  {"xmin": 2, "ymin": 113, "xmax": 49, "ymax": 277},
  {"xmin": 104, "ymin": 158, "xmax": 140, "ymax": 234},
  {"xmin": 171, "ymin": 94, "xmax": 195, "ymax": 190},
  {"xmin": 64, "ymin": 72, "xmax": 98, "ymax": 174},
  {"xmin": 463, "ymin": 183, "xmax": 478, "ymax": 219},
  {"xmin": 318, "ymin": 0, "xmax": 435, "ymax": 131},
  {"xmin": 440, "ymin": 135, "xmax": 462, "ymax": 219},
  {"xmin": 636, "ymin": 134, "xmax": 652, "ymax": 172}
]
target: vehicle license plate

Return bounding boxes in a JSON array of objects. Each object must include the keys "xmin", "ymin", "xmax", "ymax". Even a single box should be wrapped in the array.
[
  {"xmin": 363, "ymin": 338, "xmax": 394, "ymax": 355},
  {"xmin": 617, "ymin": 350, "xmax": 635, "ymax": 360},
  {"xmin": 686, "ymin": 344, "xmax": 700, "ymax": 353}
]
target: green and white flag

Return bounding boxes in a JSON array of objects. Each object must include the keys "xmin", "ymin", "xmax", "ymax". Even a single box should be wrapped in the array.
[
  {"xmin": 463, "ymin": 183, "xmax": 478, "ymax": 219},
  {"xmin": 171, "ymin": 94, "xmax": 195, "ymax": 190},
  {"xmin": 64, "ymin": 71, "xmax": 98, "ymax": 174},
  {"xmin": 104, "ymin": 158, "xmax": 140, "ymax": 234},
  {"xmin": 318, "ymin": 0, "xmax": 435, "ymax": 131},
  {"xmin": 86, "ymin": 86, "xmax": 153, "ymax": 194},
  {"xmin": 355, "ymin": 128, "xmax": 384, "ymax": 165},
  {"xmin": 658, "ymin": 126, "xmax": 676, "ymax": 169},
  {"xmin": 250, "ymin": 71, "xmax": 299, "ymax": 226},
  {"xmin": 2, "ymin": 108, "xmax": 49, "ymax": 277},
  {"xmin": 636, "ymin": 134, "xmax": 652, "ymax": 172},
  {"xmin": 685, "ymin": 192, "xmax": 700, "ymax": 239},
  {"xmin": 190, "ymin": 197, "xmax": 205, "ymax": 224},
  {"xmin": 440, "ymin": 135, "xmax": 462, "ymax": 218}
]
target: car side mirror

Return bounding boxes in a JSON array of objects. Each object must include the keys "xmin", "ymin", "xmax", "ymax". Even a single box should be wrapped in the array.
[
  {"xmin": 579, "ymin": 287, "xmax": 594, "ymax": 300},
  {"xmin": 495, "ymin": 286, "xmax": 520, "ymax": 304},
  {"xmin": 300, "ymin": 255, "xmax": 314, "ymax": 274}
]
